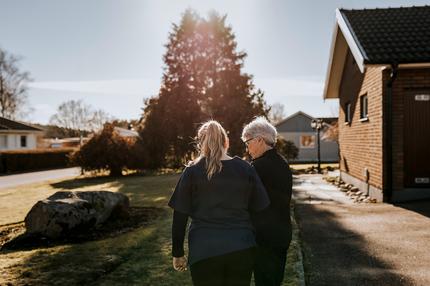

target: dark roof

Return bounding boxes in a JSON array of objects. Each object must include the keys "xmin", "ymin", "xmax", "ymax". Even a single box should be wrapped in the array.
[
  {"xmin": 0, "ymin": 117, "xmax": 42, "ymax": 131},
  {"xmin": 275, "ymin": 112, "xmax": 339, "ymax": 127},
  {"xmin": 340, "ymin": 6, "xmax": 430, "ymax": 64},
  {"xmin": 318, "ymin": 117, "xmax": 338, "ymax": 125}
]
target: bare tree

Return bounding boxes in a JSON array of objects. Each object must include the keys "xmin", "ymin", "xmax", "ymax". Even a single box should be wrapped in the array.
[
  {"xmin": 50, "ymin": 100, "xmax": 113, "ymax": 133},
  {"xmin": 0, "ymin": 48, "xmax": 31, "ymax": 119},
  {"xmin": 322, "ymin": 121, "xmax": 339, "ymax": 142},
  {"xmin": 50, "ymin": 100, "xmax": 94, "ymax": 131},
  {"xmin": 90, "ymin": 109, "xmax": 112, "ymax": 131},
  {"xmin": 268, "ymin": 102, "xmax": 286, "ymax": 124}
]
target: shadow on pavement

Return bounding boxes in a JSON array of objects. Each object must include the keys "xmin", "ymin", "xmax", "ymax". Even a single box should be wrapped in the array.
[
  {"xmin": 295, "ymin": 203, "xmax": 415, "ymax": 286},
  {"xmin": 395, "ymin": 199, "xmax": 430, "ymax": 219}
]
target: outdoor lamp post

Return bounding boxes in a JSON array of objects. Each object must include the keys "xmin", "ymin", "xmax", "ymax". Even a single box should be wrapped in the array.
[{"xmin": 311, "ymin": 119, "xmax": 323, "ymax": 174}]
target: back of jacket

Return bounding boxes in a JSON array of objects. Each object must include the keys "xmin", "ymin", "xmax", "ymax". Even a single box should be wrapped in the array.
[{"xmin": 251, "ymin": 148, "xmax": 293, "ymax": 247}]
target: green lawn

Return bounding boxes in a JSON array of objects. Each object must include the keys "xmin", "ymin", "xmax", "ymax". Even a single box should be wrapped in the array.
[{"xmin": 0, "ymin": 173, "xmax": 303, "ymax": 285}]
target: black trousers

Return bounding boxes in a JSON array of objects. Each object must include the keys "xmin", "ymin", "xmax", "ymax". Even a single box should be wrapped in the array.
[
  {"xmin": 190, "ymin": 247, "xmax": 256, "ymax": 286},
  {"xmin": 253, "ymin": 246, "xmax": 288, "ymax": 286}
]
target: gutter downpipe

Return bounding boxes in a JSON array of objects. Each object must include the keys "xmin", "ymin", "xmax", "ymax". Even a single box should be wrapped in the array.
[{"xmin": 384, "ymin": 63, "xmax": 398, "ymax": 202}]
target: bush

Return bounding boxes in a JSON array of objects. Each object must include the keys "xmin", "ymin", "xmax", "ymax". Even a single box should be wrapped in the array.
[
  {"xmin": 70, "ymin": 123, "xmax": 137, "ymax": 176},
  {"xmin": 276, "ymin": 137, "xmax": 299, "ymax": 161},
  {"xmin": 0, "ymin": 148, "xmax": 76, "ymax": 173}
]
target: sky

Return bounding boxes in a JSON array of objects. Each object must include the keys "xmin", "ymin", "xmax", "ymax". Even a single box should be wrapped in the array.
[{"xmin": 1, "ymin": 0, "xmax": 429, "ymax": 124}]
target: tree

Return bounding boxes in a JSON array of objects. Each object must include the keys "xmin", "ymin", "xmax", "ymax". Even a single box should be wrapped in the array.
[
  {"xmin": 0, "ymin": 48, "xmax": 31, "ymax": 119},
  {"xmin": 50, "ymin": 100, "xmax": 112, "ymax": 133},
  {"xmin": 139, "ymin": 10, "xmax": 269, "ymax": 168},
  {"xmin": 268, "ymin": 102, "xmax": 286, "ymax": 124},
  {"xmin": 90, "ymin": 109, "xmax": 113, "ymax": 131},
  {"xmin": 70, "ymin": 123, "xmax": 136, "ymax": 176},
  {"xmin": 110, "ymin": 119, "xmax": 140, "ymax": 130},
  {"xmin": 276, "ymin": 137, "xmax": 299, "ymax": 161},
  {"xmin": 33, "ymin": 123, "xmax": 91, "ymax": 138},
  {"xmin": 321, "ymin": 121, "xmax": 339, "ymax": 142}
]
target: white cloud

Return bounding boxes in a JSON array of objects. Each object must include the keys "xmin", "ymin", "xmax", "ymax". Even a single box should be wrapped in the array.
[{"xmin": 28, "ymin": 79, "xmax": 161, "ymax": 96}]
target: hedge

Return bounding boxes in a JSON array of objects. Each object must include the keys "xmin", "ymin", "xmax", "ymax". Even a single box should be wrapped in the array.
[{"xmin": 0, "ymin": 148, "xmax": 76, "ymax": 173}]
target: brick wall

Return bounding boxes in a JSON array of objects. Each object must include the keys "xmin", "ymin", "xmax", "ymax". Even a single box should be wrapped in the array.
[{"xmin": 338, "ymin": 51, "xmax": 384, "ymax": 193}]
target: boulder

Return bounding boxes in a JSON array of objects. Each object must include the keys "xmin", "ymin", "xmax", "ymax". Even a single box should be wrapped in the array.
[{"xmin": 25, "ymin": 191, "xmax": 129, "ymax": 238}]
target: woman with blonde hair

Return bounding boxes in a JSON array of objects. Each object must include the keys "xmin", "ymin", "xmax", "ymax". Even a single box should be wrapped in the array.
[{"xmin": 169, "ymin": 120, "xmax": 269, "ymax": 286}]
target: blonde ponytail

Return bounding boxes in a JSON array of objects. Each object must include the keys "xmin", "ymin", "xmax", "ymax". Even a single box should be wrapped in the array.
[{"xmin": 193, "ymin": 120, "xmax": 228, "ymax": 180}]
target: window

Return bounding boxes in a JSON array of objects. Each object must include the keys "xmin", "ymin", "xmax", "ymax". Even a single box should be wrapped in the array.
[
  {"xmin": 0, "ymin": 135, "xmax": 7, "ymax": 149},
  {"xmin": 20, "ymin": 135, "xmax": 27, "ymax": 147},
  {"xmin": 345, "ymin": 102, "xmax": 352, "ymax": 124},
  {"xmin": 360, "ymin": 94, "xmax": 368, "ymax": 119},
  {"xmin": 300, "ymin": 135, "xmax": 315, "ymax": 148}
]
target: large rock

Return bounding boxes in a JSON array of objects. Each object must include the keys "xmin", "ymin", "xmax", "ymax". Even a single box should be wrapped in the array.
[{"xmin": 24, "ymin": 191, "xmax": 130, "ymax": 238}]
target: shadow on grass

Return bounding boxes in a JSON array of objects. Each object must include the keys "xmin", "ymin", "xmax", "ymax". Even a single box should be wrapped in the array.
[
  {"xmin": 1, "ymin": 172, "xmax": 191, "ymax": 286},
  {"xmin": 295, "ymin": 203, "xmax": 415, "ymax": 286},
  {"xmin": 394, "ymin": 199, "xmax": 430, "ymax": 219},
  {"xmin": 1, "ymin": 207, "xmax": 164, "ymax": 252},
  {"xmin": 50, "ymin": 175, "xmax": 122, "ymax": 190}
]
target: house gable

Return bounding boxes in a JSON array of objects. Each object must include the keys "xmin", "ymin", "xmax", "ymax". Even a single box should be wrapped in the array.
[
  {"xmin": 324, "ymin": 5, "xmax": 430, "ymax": 100},
  {"xmin": 276, "ymin": 111, "xmax": 315, "ymax": 133},
  {"xmin": 0, "ymin": 117, "xmax": 42, "ymax": 132}
]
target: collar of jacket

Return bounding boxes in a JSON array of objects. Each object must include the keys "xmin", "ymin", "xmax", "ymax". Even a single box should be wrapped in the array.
[{"xmin": 252, "ymin": 148, "xmax": 277, "ymax": 162}]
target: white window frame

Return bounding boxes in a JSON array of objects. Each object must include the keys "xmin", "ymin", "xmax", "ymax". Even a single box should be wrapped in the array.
[
  {"xmin": 345, "ymin": 102, "xmax": 352, "ymax": 124},
  {"xmin": 360, "ymin": 94, "xmax": 368, "ymax": 120}
]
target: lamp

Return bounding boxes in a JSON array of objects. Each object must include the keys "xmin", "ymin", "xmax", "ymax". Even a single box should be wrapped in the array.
[{"xmin": 311, "ymin": 119, "xmax": 323, "ymax": 173}]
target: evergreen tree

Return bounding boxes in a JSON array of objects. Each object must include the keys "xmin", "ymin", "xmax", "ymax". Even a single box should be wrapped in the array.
[{"xmin": 140, "ymin": 10, "xmax": 268, "ymax": 168}]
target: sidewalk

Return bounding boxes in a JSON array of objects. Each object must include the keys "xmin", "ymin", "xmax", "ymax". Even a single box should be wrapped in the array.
[
  {"xmin": 0, "ymin": 167, "xmax": 81, "ymax": 190},
  {"xmin": 293, "ymin": 173, "xmax": 430, "ymax": 286}
]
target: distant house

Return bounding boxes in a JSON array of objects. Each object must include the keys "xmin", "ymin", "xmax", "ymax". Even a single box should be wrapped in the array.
[
  {"xmin": 43, "ymin": 137, "xmax": 90, "ymax": 148},
  {"xmin": 275, "ymin": 111, "xmax": 339, "ymax": 163},
  {"xmin": 0, "ymin": 117, "xmax": 43, "ymax": 151},
  {"xmin": 114, "ymin": 127, "xmax": 139, "ymax": 138},
  {"xmin": 323, "ymin": 6, "xmax": 430, "ymax": 202}
]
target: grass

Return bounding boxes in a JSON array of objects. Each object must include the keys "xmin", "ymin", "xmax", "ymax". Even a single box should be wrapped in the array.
[{"xmin": 0, "ymin": 172, "xmax": 304, "ymax": 285}]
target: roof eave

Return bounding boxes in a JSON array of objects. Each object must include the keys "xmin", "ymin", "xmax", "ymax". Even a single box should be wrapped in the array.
[
  {"xmin": 336, "ymin": 9, "xmax": 367, "ymax": 72},
  {"xmin": 323, "ymin": 9, "xmax": 367, "ymax": 100},
  {"xmin": 275, "ymin": 111, "xmax": 315, "ymax": 127}
]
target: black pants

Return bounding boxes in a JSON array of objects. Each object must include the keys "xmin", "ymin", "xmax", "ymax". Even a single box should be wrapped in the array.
[
  {"xmin": 254, "ymin": 246, "xmax": 288, "ymax": 286},
  {"xmin": 190, "ymin": 248, "xmax": 256, "ymax": 286}
]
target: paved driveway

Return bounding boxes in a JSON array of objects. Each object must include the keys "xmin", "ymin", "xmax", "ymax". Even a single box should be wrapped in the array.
[
  {"xmin": 0, "ymin": 168, "xmax": 81, "ymax": 190},
  {"xmin": 294, "ymin": 174, "xmax": 430, "ymax": 286}
]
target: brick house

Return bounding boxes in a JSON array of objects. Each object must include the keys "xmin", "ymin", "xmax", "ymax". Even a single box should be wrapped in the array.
[{"xmin": 323, "ymin": 6, "xmax": 430, "ymax": 202}]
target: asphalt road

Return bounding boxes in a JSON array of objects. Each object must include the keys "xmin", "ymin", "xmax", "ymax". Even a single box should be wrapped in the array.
[
  {"xmin": 294, "ymin": 174, "xmax": 430, "ymax": 286},
  {"xmin": 0, "ymin": 167, "xmax": 81, "ymax": 190}
]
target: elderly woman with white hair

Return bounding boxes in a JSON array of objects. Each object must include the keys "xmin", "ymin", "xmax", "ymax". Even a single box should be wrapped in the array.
[{"xmin": 241, "ymin": 117, "xmax": 293, "ymax": 286}]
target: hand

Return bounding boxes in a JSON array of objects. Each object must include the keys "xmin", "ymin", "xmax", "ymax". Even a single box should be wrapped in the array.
[{"xmin": 173, "ymin": 256, "xmax": 187, "ymax": 272}]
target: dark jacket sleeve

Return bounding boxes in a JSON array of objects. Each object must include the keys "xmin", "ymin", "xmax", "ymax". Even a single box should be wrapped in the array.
[
  {"xmin": 249, "ymin": 166, "xmax": 270, "ymax": 211},
  {"xmin": 168, "ymin": 167, "xmax": 193, "ymax": 215},
  {"xmin": 172, "ymin": 210, "xmax": 188, "ymax": 257}
]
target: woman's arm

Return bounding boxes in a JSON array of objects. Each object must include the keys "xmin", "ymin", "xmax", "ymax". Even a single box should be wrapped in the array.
[
  {"xmin": 172, "ymin": 210, "xmax": 188, "ymax": 257},
  {"xmin": 172, "ymin": 210, "xmax": 188, "ymax": 271}
]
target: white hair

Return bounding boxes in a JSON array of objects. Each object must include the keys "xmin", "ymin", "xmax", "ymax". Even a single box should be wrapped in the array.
[{"xmin": 241, "ymin": 117, "xmax": 277, "ymax": 146}]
